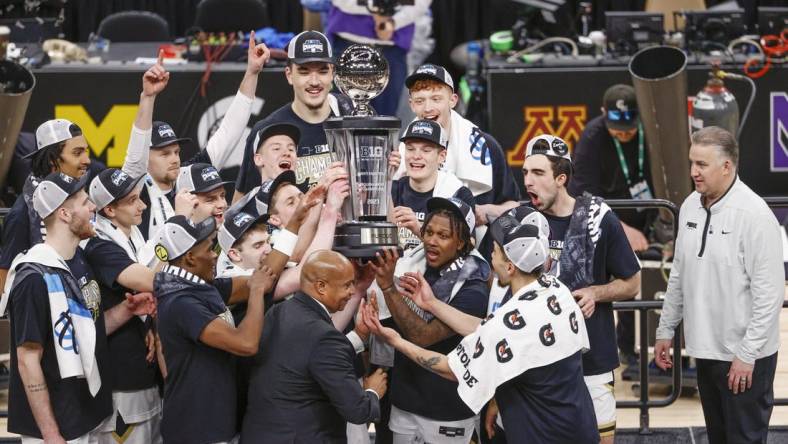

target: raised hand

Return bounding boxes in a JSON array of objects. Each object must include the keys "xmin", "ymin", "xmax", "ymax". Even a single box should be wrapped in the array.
[
  {"xmin": 354, "ymin": 261, "xmax": 376, "ymax": 294},
  {"xmin": 142, "ymin": 50, "xmax": 170, "ymax": 97},
  {"xmin": 326, "ymin": 177, "xmax": 350, "ymax": 212},
  {"xmin": 399, "ymin": 272, "xmax": 436, "ymax": 311},
  {"xmin": 388, "ymin": 150, "xmax": 401, "ymax": 177},
  {"xmin": 392, "ymin": 206, "xmax": 421, "ymax": 237},
  {"xmin": 317, "ymin": 162, "xmax": 349, "ymax": 189},
  {"xmin": 246, "ymin": 31, "xmax": 271, "ymax": 75}
]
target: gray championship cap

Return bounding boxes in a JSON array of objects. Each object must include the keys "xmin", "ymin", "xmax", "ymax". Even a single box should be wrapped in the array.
[{"xmin": 33, "ymin": 171, "xmax": 90, "ymax": 219}]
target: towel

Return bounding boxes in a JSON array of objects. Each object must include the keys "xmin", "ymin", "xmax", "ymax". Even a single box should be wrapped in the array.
[
  {"xmin": 447, "ymin": 275, "xmax": 589, "ymax": 413},
  {"xmin": 559, "ymin": 193, "xmax": 610, "ymax": 291},
  {"xmin": 144, "ymin": 175, "xmax": 175, "ymax": 240},
  {"xmin": 94, "ymin": 214, "xmax": 157, "ymax": 268},
  {"xmin": 1, "ymin": 243, "xmax": 101, "ymax": 396}
]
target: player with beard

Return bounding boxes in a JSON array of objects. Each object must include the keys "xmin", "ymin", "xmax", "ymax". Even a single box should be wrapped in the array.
[
  {"xmin": 519, "ymin": 134, "xmax": 641, "ymax": 443},
  {"xmin": 0, "ymin": 172, "xmax": 155, "ymax": 443},
  {"xmin": 119, "ymin": 35, "xmax": 272, "ymax": 240},
  {"xmin": 233, "ymin": 30, "xmax": 355, "ymax": 203},
  {"xmin": 0, "ymin": 119, "xmax": 91, "ymax": 297}
]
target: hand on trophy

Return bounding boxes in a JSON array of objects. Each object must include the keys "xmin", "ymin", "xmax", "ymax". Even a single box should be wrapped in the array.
[
  {"xmin": 326, "ymin": 176, "xmax": 350, "ymax": 212},
  {"xmin": 318, "ymin": 162, "xmax": 349, "ymax": 189},
  {"xmin": 388, "ymin": 150, "xmax": 401, "ymax": 178}
]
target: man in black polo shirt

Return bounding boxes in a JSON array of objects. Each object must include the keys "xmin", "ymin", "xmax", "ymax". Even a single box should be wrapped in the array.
[
  {"xmin": 521, "ymin": 134, "xmax": 641, "ymax": 443},
  {"xmin": 0, "ymin": 172, "xmax": 155, "ymax": 443},
  {"xmin": 569, "ymin": 84, "xmax": 655, "ymax": 373},
  {"xmin": 234, "ymin": 30, "xmax": 355, "ymax": 203}
]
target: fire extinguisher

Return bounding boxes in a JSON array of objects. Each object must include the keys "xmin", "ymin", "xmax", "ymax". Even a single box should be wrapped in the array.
[{"xmin": 690, "ymin": 62, "xmax": 756, "ymax": 140}]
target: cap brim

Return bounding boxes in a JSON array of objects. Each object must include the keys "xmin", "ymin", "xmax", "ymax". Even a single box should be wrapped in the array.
[
  {"xmin": 151, "ymin": 137, "xmax": 192, "ymax": 149},
  {"xmin": 191, "ymin": 180, "xmax": 234, "ymax": 194},
  {"xmin": 405, "ymin": 73, "xmax": 453, "ymax": 91},
  {"xmin": 70, "ymin": 173, "xmax": 91, "ymax": 197},
  {"xmin": 22, "ymin": 148, "xmax": 43, "ymax": 160},
  {"xmin": 98, "ymin": 175, "xmax": 146, "ymax": 210},
  {"xmin": 605, "ymin": 119, "xmax": 638, "ymax": 131},
  {"xmin": 400, "ymin": 134, "xmax": 444, "ymax": 148},
  {"xmin": 426, "ymin": 197, "xmax": 465, "ymax": 223},
  {"xmin": 258, "ymin": 124, "xmax": 301, "ymax": 148},
  {"xmin": 192, "ymin": 217, "xmax": 218, "ymax": 250},
  {"xmin": 290, "ymin": 57, "xmax": 334, "ymax": 65}
]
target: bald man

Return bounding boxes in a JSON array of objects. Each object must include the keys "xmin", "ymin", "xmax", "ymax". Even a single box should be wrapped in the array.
[{"xmin": 241, "ymin": 250, "xmax": 387, "ymax": 442}]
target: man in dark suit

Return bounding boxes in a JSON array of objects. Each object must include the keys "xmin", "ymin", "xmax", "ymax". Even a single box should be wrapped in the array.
[{"xmin": 241, "ymin": 250, "xmax": 387, "ymax": 443}]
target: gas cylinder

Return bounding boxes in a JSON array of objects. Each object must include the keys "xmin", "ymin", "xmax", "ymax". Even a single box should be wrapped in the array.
[{"xmin": 691, "ymin": 75, "xmax": 739, "ymax": 136}]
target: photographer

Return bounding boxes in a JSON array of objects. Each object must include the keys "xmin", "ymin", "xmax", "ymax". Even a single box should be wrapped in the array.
[{"xmin": 325, "ymin": 0, "xmax": 432, "ymax": 116}]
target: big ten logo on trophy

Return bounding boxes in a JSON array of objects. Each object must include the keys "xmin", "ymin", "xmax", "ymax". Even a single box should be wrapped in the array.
[
  {"xmin": 507, "ymin": 105, "xmax": 587, "ymax": 166},
  {"xmin": 55, "ymin": 105, "xmax": 137, "ymax": 167}
]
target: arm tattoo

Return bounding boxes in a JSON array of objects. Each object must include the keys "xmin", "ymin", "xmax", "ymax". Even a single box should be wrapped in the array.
[
  {"xmin": 416, "ymin": 355, "xmax": 443, "ymax": 375},
  {"xmin": 26, "ymin": 383, "xmax": 47, "ymax": 393}
]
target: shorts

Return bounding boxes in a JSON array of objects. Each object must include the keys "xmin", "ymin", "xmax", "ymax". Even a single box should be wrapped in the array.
[
  {"xmin": 390, "ymin": 405, "xmax": 475, "ymax": 444},
  {"xmin": 584, "ymin": 371, "xmax": 616, "ymax": 438}
]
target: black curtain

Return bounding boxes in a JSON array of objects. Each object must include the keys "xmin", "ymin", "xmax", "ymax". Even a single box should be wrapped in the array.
[{"xmin": 13, "ymin": 0, "xmax": 304, "ymax": 41}]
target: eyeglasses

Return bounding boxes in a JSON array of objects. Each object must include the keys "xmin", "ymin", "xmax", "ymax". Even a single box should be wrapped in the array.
[{"xmin": 606, "ymin": 109, "xmax": 638, "ymax": 122}]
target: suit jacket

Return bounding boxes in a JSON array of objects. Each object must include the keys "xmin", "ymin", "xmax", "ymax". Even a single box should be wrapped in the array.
[{"xmin": 241, "ymin": 292, "xmax": 380, "ymax": 443}]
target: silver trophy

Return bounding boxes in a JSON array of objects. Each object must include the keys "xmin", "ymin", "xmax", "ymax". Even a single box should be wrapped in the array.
[{"xmin": 325, "ymin": 44, "xmax": 402, "ymax": 258}]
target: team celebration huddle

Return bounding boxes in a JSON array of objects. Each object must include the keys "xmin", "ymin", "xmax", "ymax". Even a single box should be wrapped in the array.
[{"xmin": 0, "ymin": 27, "xmax": 784, "ymax": 444}]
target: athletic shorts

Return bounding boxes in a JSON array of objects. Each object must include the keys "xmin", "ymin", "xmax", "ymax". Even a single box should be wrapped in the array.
[
  {"xmin": 584, "ymin": 371, "xmax": 616, "ymax": 438},
  {"xmin": 390, "ymin": 405, "xmax": 475, "ymax": 444}
]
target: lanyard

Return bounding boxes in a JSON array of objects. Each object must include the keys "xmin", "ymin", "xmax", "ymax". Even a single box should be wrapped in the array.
[{"xmin": 612, "ymin": 122, "xmax": 644, "ymax": 186}]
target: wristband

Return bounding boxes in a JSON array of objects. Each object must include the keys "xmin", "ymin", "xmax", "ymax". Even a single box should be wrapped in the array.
[{"xmin": 273, "ymin": 229, "xmax": 298, "ymax": 257}]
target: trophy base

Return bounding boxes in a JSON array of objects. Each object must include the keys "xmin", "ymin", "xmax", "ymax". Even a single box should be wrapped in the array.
[{"xmin": 333, "ymin": 221, "xmax": 402, "ymax": 259}]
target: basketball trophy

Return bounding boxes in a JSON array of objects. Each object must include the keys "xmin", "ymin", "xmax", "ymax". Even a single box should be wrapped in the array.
[{"xmin": 325, "ymin": 44, "xmax": 402, "ymax": 259}]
